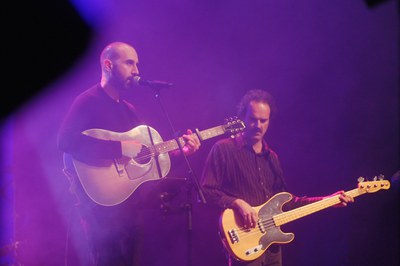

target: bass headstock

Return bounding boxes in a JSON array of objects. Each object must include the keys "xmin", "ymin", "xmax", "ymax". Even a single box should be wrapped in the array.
[{"xmin": 357, "ymin": 174, "xmax": 391, "ymax": 193}]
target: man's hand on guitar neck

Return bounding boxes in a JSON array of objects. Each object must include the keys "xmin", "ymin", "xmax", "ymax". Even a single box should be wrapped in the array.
[
  {"xmin": 324, "ymin": 190, "xmax": 355, "ymax": 208},
  {"xmin": 173, "ymin": 129, "xmax": 201, "ymax": 156}
]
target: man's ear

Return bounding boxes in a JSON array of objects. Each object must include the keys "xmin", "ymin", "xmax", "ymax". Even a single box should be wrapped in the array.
[{"xmin": 104, "ymin": 59, "xmax": 113, "ymax": 71}]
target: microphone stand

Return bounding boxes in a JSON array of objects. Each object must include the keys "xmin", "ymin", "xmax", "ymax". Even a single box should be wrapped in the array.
[{"xmin": 150, "ymin": 86, "xmax": 206, "ymax": 266}]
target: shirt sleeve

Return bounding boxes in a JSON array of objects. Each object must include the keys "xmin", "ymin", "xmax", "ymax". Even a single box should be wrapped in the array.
[{"xmin": 57, "ymin": 92, "xmax": 122, "ymax": 162}]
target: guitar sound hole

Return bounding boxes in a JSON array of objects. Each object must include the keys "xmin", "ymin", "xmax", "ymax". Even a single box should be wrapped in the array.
[{"xmin": 135, "ymin": 145, "xmax": 152, "ymax": 164}]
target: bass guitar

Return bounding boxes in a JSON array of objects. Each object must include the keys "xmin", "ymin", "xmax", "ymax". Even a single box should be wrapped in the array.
[
  {"xmin": 69, "ymin": 117, "xmax": 245, "ymax": 206},
  {"xmin": 219, "ymin": 177, "xmax": 390, "ymax": 262}
]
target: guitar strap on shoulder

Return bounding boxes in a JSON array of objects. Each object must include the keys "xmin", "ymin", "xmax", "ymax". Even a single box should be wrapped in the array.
[{"xmin": 146, "ymin": 126, "xmax": 163, "ymax": 179}]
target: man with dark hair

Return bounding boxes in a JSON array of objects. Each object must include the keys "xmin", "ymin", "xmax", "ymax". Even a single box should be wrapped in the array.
[{"xmin": 200, "ymin": 89, "xmax": 353, "ymax": 266}]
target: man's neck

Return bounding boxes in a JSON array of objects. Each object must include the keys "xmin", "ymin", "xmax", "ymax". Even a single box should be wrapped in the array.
[
  {"xmin": 242, "ymin": 136, "xmax": 263, "ymax": 154},
  {"xmin": 252, "ymin": 141, "xmax": 263, "ymax": 154}
]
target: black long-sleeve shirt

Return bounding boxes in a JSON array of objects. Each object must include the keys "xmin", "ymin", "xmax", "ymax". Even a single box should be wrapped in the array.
[{"xmin": 57, "ymin": 83, "xmax": 141, "ymax": 163}]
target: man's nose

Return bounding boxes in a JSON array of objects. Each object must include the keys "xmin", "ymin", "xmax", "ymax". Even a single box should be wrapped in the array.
[{"xmin": 132, "ymin": 65, "xmax": 139, "ymax": 75}]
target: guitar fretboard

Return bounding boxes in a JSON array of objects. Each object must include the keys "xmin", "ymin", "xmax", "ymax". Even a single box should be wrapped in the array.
[
  {"xmin": 198, "ymin": 125, "xmax": 227, "ymax": 141},
  {"xmin": 273, "ymin": 181, "xmax": 390, "ymax": 226},
  {"xmin": 149, "ymin": 125, "xmax": 227, "ymax": 155}
]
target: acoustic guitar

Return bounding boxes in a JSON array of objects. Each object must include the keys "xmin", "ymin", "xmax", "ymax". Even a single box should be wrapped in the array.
[{"xmin": 68, "ymin": 117, "xmax": 245, "ymax": 206}]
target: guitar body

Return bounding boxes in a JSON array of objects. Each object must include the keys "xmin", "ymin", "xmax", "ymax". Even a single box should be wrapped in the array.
[
  {"xmin": 219, "ymin": 192, "xmax": 295, "ymax": 262},
  {"xmin": 72, "ymin": 125, "xmax": 171, "ymax": 206}
]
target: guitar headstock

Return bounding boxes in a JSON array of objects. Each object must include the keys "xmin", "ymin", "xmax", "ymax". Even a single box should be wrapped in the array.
[
  {"xmin": 224, "ymin": 117, "xmax": 246, "ymax": 137},
  {"xmin": 357, "ymin": 174, "xmax": 391, "ymax": 193}
]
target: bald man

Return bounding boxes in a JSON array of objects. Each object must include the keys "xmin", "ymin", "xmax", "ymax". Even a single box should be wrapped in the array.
[{"xmin": 58, "ymin": 41, "xmax": 200, "ymax": 265}]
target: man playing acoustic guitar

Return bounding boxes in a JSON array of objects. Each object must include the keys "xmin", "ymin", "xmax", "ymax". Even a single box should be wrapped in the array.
[
  {"xmin": 200, "ymin": 89, "xmax": 354, "ymax": 266},
  {"xmin": 57, "ymin": 41, "xmax": 201, "ymax": 265}
]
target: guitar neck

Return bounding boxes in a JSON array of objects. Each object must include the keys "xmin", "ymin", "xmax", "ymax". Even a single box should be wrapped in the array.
[
  {"xmin": 273, "ymin": 188, "xmax": 363, "ymax": 226},
  {"xmin": 152, "ymin": 125, "xmax": 227, "ymax": 154},
  {"xmin": 197, "ymin": 125, "xmax": 227, "ymax": 141}
]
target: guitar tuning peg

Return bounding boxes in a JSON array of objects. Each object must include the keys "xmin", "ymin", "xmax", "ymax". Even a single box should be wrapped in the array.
[
  {"xmin": 378, "ymin": 174, "xmax": 385, "ymax": 180},
  {"xmin": 357, "ymin": 176, "xmax": 365, "ymax": 183},
  {"xmin": 373, "ymin": 176, "xmax": 378, "ymax": 181}
]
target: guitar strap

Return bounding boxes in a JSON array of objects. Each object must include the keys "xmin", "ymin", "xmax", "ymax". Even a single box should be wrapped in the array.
[{"xmin": 147, "ymin": 126, "xmax": 163, "ymax": 179}]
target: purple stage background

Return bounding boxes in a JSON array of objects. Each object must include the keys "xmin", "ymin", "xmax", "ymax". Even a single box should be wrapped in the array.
[{"xmin": 1, "ymin": 0, "xmax": 398, "ymax": 265}]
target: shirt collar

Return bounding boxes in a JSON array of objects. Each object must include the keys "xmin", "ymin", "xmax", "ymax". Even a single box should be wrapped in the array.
[{"xmin": 235, "ymin": 135, "xmax": 270, "ymax": 156}]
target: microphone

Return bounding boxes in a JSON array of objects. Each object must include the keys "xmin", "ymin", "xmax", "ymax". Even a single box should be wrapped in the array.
[{"xmin": 133, "ymin": 76, "xmax": 174, "ymax": 88}]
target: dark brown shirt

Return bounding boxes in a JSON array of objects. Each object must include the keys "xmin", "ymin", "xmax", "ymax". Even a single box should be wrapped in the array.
[{"xmin": 200, "ymin": 136, "xmax": 314, "ymax": 210}]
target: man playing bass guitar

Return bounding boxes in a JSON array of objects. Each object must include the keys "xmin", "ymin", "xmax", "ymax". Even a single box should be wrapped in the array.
[{"xmin": 200, "ymin": 89, "xmax": 354, "ymax": 266}]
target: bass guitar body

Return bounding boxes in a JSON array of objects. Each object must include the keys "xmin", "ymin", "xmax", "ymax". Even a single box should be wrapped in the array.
[{"xmin": 220, "ymin": 193, "xmax": 294, "ymax": 262}]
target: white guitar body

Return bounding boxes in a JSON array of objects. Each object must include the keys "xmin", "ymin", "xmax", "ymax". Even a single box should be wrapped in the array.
[{"xmin": 72, "ymin": 125, "xmax": 171, "ymax": 206}]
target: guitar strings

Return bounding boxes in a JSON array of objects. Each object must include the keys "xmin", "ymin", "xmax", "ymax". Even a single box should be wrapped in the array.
[
  {"xmin": 229, "ymin": 195, "xmax": 348, "ymax": 240},
  {"xmin": 231, "ymin": 203, "xmax": 331, "ymax": 239},
  {"xmin": 128, "ymin": 124, "xmax": 244, "ymax": 163},
  {"xmin": 132, "ymin": 145, "xmax": 169, "ymax": 164},
  {"xmin": 133, "ymin": 139, "xmax": 194, "ymax": 162},
  {"xmin": 227, "ymin": 182, "xmax": 388, "ymax": 242},
  {"xmin": 231, "ymin": 218, "xmax": 276, "ymax": 240}
]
